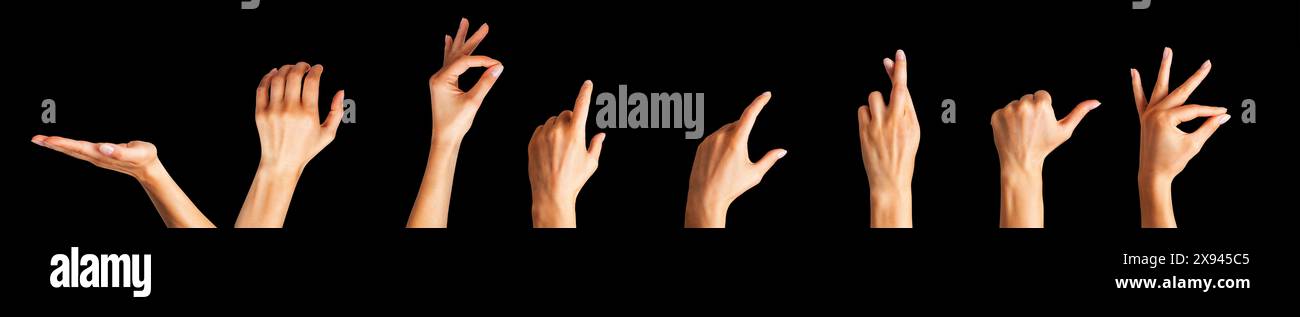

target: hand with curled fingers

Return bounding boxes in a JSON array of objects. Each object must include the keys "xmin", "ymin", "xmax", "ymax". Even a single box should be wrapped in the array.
[
  {"xmin": 237, "ymin": 61, "xmax": 345, "ymax": 228},
  {"xmin": 991, "ymin": 91, "xmax": 1099, "ymax": 228}
]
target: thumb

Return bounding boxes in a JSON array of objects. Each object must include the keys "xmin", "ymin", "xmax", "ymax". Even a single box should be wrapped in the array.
[
  {"xmin": 121, "ymin": 140, "xmax": 156, "ymax": 161},
  {"xmin": 1190, "ymin": 114, "xmax": 1230, "ymax": 145},
  {"xmin": 322, "ymin": 90, "xmax": 346, "ymax": 138},
  {"xmin": 465, "ymin": 64, "xmax": 503, "ymax": 104},
  {"xmin": 588, "ymin": 132, "xmax": 606, "ymax": 160},
  {"xmin": 103, "ymin": 141, "xmax": 156, "ymax": 163},
  {"xmin": 97, "ymin": 143, "xmax": 139, "ymax": 161},
  {"xmin": 96, "ymin": 143, "xmax": 119, "ymax": 159},
  {"xmin": 1059, "ymin": 100, "xmax": 1100, "ymax": 132},
  {"xmin": 752, "ymin": 148, "xmax": 787, "ymax": 175}
]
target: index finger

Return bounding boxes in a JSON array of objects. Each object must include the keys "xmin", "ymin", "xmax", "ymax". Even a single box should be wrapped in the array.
[
  {"xmin": 437, "ymin": 55, "xmax": 501, "ymax": 81},
  {"xmin": 737, "ymin": 91, "xmax": 772, "ymax": 138},
  {"xmin": 573, "ymin": 80, "xmax": 594, "ymax": 127}
]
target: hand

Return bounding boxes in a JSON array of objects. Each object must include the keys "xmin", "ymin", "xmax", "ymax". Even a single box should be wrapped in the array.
[
  {"xmin": 528, "ymin": 80, "xmax": 606, "ymax": 228},
  {"xmin": 990, "ymin": 91, "xmax": 1098, "ymax": 228},
  {"xmin": 1131, "ymin": 47, "xmax": 1229, "ymax": 228},
  {"xmin": 857, "ymin": 49, "xmax": 919, "ymax": 228},
  {"xmin": 253, "ymin": 63, "xmax": 345, "ymax": 173},
  {"xmin": 33, "ymin": 135, "xmax": 161, "ymax": 179},
  {"xmin": 31, "ymin": 135, "xmax": 214, "ymax": 228},
  {"xmin": 237, "ymin": 62, "xmax": 345, "ymax": 228},
  {"xmin": 430, "ymin": 18, "xmax": 502, "ymax": 145},
  {"xmin": 685, "ymin": 92, "xmax": 786, "ymax": 228},
  {"xmin": 408, "ymin": 18, "xmax": 503, "ymax": 228}
]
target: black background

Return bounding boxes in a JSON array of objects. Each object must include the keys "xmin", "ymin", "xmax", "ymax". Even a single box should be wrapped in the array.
[{"xmin": 9, "ymin": 0, "xmax": 1294, "ymax": 308}]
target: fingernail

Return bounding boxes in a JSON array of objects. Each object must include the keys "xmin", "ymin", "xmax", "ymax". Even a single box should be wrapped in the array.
[
  {"xmin": 1089, "ymin": 102, "xmax": 1101, "ymax": 110},
  {"xmin": 1130, "ymin": 68, "xmax": 1137, "ymax": 78},
  {"xmin": 896, "ymin": 49, "xmax": 906, "ymax": 62},
  {"xmin": 98, "ymin": 144, "xmax": 115, "ymax": 156},
  {"xmin": 1201, "ymin": 60, "xmax": 1212, "ymax": 70},
  {"xmin": 777, "ymin": 149, "xmax": 788, "ymax": 159},
  {"xmin": 1163, "ymin": 47, "xmax": 1171, "ymax": 58},
  {"xmin": 31, "ymin": 139, "xmax": 45, "ymax": 147},
  {"xmin": 491, "ymin": 65, "xmax": 503, "ymax": 77},
  {"xmin": 1218, "ymin": 115, "xmax": 1231, "ymax": 124}
]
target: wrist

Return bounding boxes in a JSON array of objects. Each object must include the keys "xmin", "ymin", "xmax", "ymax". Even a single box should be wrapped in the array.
[
  {"xmin": 866, "ymin": 174, "xmax": 911, "ymax": 197},
  {"xmin": 999, "ymin": 156, "xmax": 1044, "ymax": 178},
  {"xmin": 1138, "ymin": 169, "xmax": 1174, "ymax": 187},
  {"xmin": 135, "ymin": 160, "xmax": 169, "ymax": 187},
  {"xmin": 428, "ymin": 137, "xmax": 463, "ymax": 162},
  {"xmin": 432, "ymin": 127, "xmax": 467, "ymax": 147},
  {"xmin": 253, "ymin": 161, "xmax": 304, "ymax": 183},
  {"xmin": 685, "ymin": 193, "xmax": 729, "ymax": 228},
  {"xmin": 999, "ymin": 161, "xmax": 1044, "ymax": 228},
  {"xmin": 869, "ymin": 186, "xmax": 912, "ymax": 228},
  {"xmin": 531, "ymin": 193, "xmax": 576, "ymax": 228},
  {"xmin": 1138, "ymin": 172, "xmax": 1176, "ymax": 228}
]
